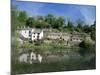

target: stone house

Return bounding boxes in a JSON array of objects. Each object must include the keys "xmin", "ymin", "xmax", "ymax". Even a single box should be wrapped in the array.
[
  {"xmin": 70, "ymin": 33, "xmax": 85, "ymax": 42},
  {"xmin": 46, "ymin": 32, "xmax": 89, "ymax": 45}
]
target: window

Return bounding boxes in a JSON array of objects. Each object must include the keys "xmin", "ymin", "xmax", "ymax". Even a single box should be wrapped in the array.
[
  {"xmin": 29, "ymin": 31, "xmax": 31, "ymax": 34},
  {"xmin": 29, "ymin": 31, "xmax": 31, "ymax": 37},
  {"xmin": 29, "ymin": 34, "xmax": 31, "ymax": 37},
  {"xmin": 38, "ymin": 33, "xmax": 40, "ymax": 35},
  {"xmin": 37, "ymin": 35, "xmax": 39, "ymax": 38}
]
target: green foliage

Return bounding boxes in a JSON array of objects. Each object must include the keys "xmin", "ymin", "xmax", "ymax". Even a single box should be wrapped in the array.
[
  {"xmin": 26, "ymin": 17, "xmax": 34, "ymax": 27},
  {"xmin": 35, "ymin": 20, "xmax": 50, "ymax": 28},
  {"xmin": 90, "ymin": 21, "xmax": 96, "ymax": 41},
  {"xmin": 51, "ymin": 17, "xmax": 65, "ymax": 29},
  {"xmin": 79, "ymin": 38, "xmax": 95, "ymax": 56},
  {"xmin": 11, "ymin": 6, "xmax": 28, "ymax": 34},
  {"xmin": 37, "ymin": 16, "xmax": 44, "ymax": 21},
  {"xmin": 34, "ymin": 40, "xmax": 43, "ymax": 46},
  {"xmin": 66, "ymin": 20, "xmax": 74, "ymax": 32},
  {"xmin": 83, "ymin": 25, "xmax": 91, "ymax": 33},
  {"xmin": 79, "ymin": 40, "xmax": 92, "ymax": 49},
  {"xmin": 90, "ymin": 30, "xmax": 95, "ymax": 41},
  {"xmin": 76, "ymin": 22, "xmax": 83, "ymax": 32},
  {"xmin": 45, "ymin": 14, "xmax": 55, "ymax": 26},
  {"xmin": 18, "ymin": 11, "xmax": 27, "ymax": 26},
  {"xmin": 11, "ymin": 6, "xmax": 19, "ymax": 33}
]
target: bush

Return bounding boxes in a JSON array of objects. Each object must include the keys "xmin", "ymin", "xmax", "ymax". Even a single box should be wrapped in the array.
[
  {"xmin": 34, "ymin": 40, "xmax": 43, "ymax": 46},
  {"xmin": 79, "ymin": 38, "xmax": 95, "ymax": 56}
]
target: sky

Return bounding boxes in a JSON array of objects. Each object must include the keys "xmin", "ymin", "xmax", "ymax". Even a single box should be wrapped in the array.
[{"xmin": 11, "ymin": 0, "xmax": 96, "ymax": 25}]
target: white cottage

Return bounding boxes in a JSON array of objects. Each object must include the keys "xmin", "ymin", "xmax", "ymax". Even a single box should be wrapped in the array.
[
  {"xmin": 19, "ymin": 28, "xmax": 33, "ymax": 39},
  {"xmin": 18, "ymin": 28, "xmax": 43, "ymax": 42},
  {"xmin": 31, "ymin": 29, "xmax": 43, "ymax": 41}
]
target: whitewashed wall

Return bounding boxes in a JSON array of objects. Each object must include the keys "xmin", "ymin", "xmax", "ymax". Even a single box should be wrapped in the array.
[{"xmin": 19, "ymin": 29, "xmax": 30, "ymax": 39}]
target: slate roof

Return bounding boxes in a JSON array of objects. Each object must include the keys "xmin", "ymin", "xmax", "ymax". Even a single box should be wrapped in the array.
[{"xmin": 32, "ymin": 29, "xmax": 43, "ymax": 33}]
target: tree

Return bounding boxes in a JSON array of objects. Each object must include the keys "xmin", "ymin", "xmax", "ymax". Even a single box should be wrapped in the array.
[
  {"xmin": 11, "ymin": 6, "xmax": 19, "ymax": 33},
  {"xmin": 18, "ymin": 11, "xmax": 27, "ymax": 22},
  {"xmin": 67, "ymin": 20, "xmax": 74, "ymax": 32},
  {"xmin": 79, "ymin": 38, "xmax": 95, "ymax": 56},
  {"xmin": 34, "ymin": 15, "xmax": 50, "ymax": 28},
  {"xmin": 18, "ymin": 11, "xmax": 27, "ymax": 27},
  {"xmin": 90, "ymin": 21, "xmax": 96, "ymax": 41},
  {"xmin": 76, "ymin": 21, "xmax": 83, "ymax": 32},
  {"xmin": 34, "ymin": 20, "xmax": 44, "ymax": 28},
  {"xmin": 83, "ymin": 25, "xmax": 91, "ymax": 33},
  {"xmin": 53, "ymin": 17, "xmax": 65, "ymax": 29},
  {"xmin": 37, "ymin": 16, "xmax": 44, "ymax": 21},
  {"xmin": 34, "ymin": 20, "xmax": 50, "ymax": 28},
  {"xmin": 45, "ymin": 14, "xmax": 55, "ymax": 28},
  {"xmin": 26, "ymin": 17, "xmax": 34, "ymax": 27}
]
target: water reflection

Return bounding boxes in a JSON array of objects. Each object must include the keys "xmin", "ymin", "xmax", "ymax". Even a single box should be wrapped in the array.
[{"xmin": 18, "ymin": 49, "xmax": 81, "ymax": 64}]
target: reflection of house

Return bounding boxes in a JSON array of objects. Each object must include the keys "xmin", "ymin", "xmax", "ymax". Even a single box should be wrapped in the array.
[
  {"xmin": 18, "ymin": 28, "xmax": 43, "ymax": 42},
  {"xmin": 19, "ymin": 53, "xmax": 29, "ymax": 63},
  {"xmin": 19, "ymin": 51, "xmax": 43, "ymax": 64}
]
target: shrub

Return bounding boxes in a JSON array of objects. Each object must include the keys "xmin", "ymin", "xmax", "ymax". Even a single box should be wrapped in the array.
[{"xmin": 79, "ymin": 38, "xmax": 95, "ymax": 56}]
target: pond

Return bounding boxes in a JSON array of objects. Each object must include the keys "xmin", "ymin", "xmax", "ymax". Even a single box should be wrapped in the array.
[
  {"xmin": 11, "ymin": 48, "xmax": 95, "ymax": 74},
  {"xmin": 18, "ymin": 48, "xmax": 83, "ymax": 64}
]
